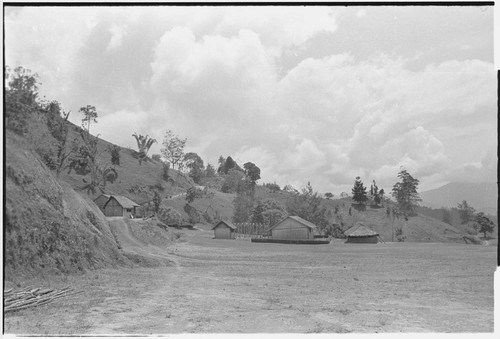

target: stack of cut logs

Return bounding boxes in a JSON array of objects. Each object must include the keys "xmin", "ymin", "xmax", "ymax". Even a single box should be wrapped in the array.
[{"xmin": 4, "ymin": 286, "xmax": 82, "ymax": 313}]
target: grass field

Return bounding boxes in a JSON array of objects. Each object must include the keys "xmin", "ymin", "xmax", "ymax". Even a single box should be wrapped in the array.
[{"xmin": 3, "ymin": 221, "xmax": 496, "ymax": 334}]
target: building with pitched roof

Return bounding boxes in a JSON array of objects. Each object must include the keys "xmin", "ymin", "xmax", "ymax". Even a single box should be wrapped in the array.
[
  {"xmin": 212, "ymin": 220, "xmax": 237, "ymax": 239},
  {"xmin": 268, "ymin": 215, "xmax": 317, "ymax": 240},
  {"xmin": 102, "ymin": 195, "xmax": 139, "ymax": 218}
]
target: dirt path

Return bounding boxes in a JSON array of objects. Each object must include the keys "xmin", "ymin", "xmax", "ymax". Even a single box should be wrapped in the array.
[
  {"xmin": 72, "ymin": 218, "xmax": 186, "ymax": 333},
  {"xmin": 109, "ymin": 217, "xmax": 182, "ymax": 270}
]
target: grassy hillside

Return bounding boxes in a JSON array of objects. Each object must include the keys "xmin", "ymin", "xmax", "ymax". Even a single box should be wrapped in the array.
[
  {"xmin": 57, "ymin": 121, "xmax": 194, "ymax": 204},
  {"xmin": 5, "ymin": 131, "xmax": 131, "ymax": 278},
  {"xmin": 416, "ymin": 205, "xmax": 498, "ymax": 240},
  {"xmin": 164, "ymin": 190, "xmax": 236, "ymax": 224},
  {"xmin": 10, "ymin": 111, "xmax": 491, "ymax": 248},
  {"xmin": 52, "ymin": 125, "xmax": 482, "ymax": 244},
  {"xmin": 162, "ymin": 182, "xmax": 479, "ymax": 243}
]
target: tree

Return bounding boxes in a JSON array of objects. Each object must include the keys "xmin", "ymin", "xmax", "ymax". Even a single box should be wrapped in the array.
[
  {"xmin": 151, "ymin": 154, "xmax": 162, "ymax": 162},
  {"xmin": 217, "ymin": 156, "xmax": 226, "ymax": 174},
  {"xmin": 42, "ymin": 100, "xmax": 73, "ymax": 176},
  {"xmin": 158, "ymin": 206, "xmax": 182, "ymax": 225},
  {"xmin": 243, "ymin": 162, "xmax": 261, "ymax": 184},
  {"xmin": 283, "ymin": 184, "xmax": 299, "ymax": 194},
  {"xmin": 340, "ymin": 192, "xmax": 349, "ymax": 198},
  {"xmin": 262, "ymin": 209, "xmax": 287, "ymax": 228},
  {"xmin": 221, "ymin": 169, "xmax": 245, "ymax": 193},
  {"xmin": 184, "ymin": 152, "xmax": 205, "ymax": 184},
  {"xmin": 185, "ymin": 186, "xmax": 204, "ymax": 204},
  {"xmin": 67, "ymin": 128, "xmax": 117, "ymax": 195},
  {"xmin": 232, "ymin": 177, "xmax": 256, "ymax": 223},
  {"xmin": 472, "ymin": 212, "xmax": 495, "ymax": 239},
  {"xmin": 325, "ymin": 192, "xmax": 334, "ymax": 199},
  {"xmin": 391, "ymin": 168, "xmax": 421, "ymax": 216},
  {"xmin": 351, "ymin": 177, "xmax": 368, "ymax": 204},
  {"xmin": 286, "ymin": 182, "xmax": 329, "ymax": 231},
  {"xmin": 370, "ymin": 180, "xmax": 382, "ymax": 206},
  {"xmin": 109, "ymin": 145, "xmax": 121, "ymax": 166},
  {"xmin": 252, "ymin": 199, "xmax": 286, "ymax": 225},
  {"xmin": 79, "ymin": 105, "xmax": 98, "ymax": 134},
  {"xmin": 218, "ymin": 156, "xmax": 241, "ymax": 175},
  {"xmin": 161, "ymin": 130, "xmax": 186, "ymax": 170},
  {"xmin": 379, "ymin": 188, "xmax": 385, "ymax": 202},
  {"xmin": 132, "ymin": 133, "xmax": 157, "ymax": 165},
  {"xmin": 5, "ymin": 66, "xmax": 40, "ymax": 134},
  {"xmin": 205, "ymin": 163, "xmax": 216, "ymax": 178},
  {"xmin": 152, "ymin": 191, "xmax": 162, "ymax": 214},
  {"xmin": 457, "ymin": 200, "xmax": 476, "ymax": 225}
]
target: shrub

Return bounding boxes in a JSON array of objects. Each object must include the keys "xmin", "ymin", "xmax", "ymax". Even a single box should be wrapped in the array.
[
  {"xmin": 203, "ymin": 210, "xmax": 214, "ymax": 224},
  {"xmin": 184, "ymin": 204, "xmax": 202, "ymax": 224},
  {"xmin": 157, "ymin": 206, "xmax": 182, "ymax": 225},
  {"xmin": 109, "ymin": 145, "xmax": 121, "ymax": 166},
  {"xmin": 37, "ymin": 147, "xmax": 58, "ymax": 170},
  {"xmin": 395, "ymin": 227, "xmax": 406, "ymax": 242},
  {"xmin": 326, "ymin": 223, "xmax": 346, "ymax": 238}
]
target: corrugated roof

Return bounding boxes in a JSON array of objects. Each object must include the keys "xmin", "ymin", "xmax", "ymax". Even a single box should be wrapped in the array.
[
  {"xmin": 346, "ymin": 225, "xmax": 379, "ymax": 237},
  {"xmin": 108, "ymin": 195, "xmax": 139, "ymax": 208},
  {"xmin": 211, "ymin": 220, "xmax": 237, "ymax": 230},
  {"xmin": 269, "ymin": 215, "xmax": 318, "ymax": 231}
]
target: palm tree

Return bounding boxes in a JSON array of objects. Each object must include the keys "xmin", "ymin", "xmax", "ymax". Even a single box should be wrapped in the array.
[{"xmin": 132, "ymin": 133, "xmax": 157, "ymax": 165}]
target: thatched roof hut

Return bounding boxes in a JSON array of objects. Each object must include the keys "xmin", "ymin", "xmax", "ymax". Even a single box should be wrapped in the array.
[{"xmin": 345, "ymin": 223, "xmax": 379, "ymax": 244}]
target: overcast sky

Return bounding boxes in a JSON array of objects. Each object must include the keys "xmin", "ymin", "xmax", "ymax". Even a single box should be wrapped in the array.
[{"xmin": 5, "ymin": 5, "xmax": 496, "ymax": 194}]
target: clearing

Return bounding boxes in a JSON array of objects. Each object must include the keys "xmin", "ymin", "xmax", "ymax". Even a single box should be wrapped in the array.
[{"xmin": 3, "ymin": 219, "xmax": 496, "ymax": 334}]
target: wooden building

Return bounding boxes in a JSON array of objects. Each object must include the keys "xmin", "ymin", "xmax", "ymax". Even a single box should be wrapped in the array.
[
  {"xmin": 93, "ymin": 194, "xmax": 110, "ymax": 212},
  {"xmin": 212, "ymin": 220, "xmax": 237, "ymax": 239},
  {"xmin": 102, "ymin": 195, "xmax": 139, "ymax": 218},
  {"xmin": 345, "ymin": 224, "xmax": 379, "ymax": 244},
  {"xmin": 268, "ymin": 216, "xmax": 317, "ymax": 240}
]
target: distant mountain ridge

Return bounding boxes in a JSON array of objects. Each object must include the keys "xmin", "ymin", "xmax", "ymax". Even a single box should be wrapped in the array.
[{"xmin": 420, "ymin": 182, "xmax": 497, "ymax": 215}]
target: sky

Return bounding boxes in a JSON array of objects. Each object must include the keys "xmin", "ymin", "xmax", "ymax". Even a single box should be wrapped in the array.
[{"xmin": 4, "ymin": 5, "xmax": 497, "ymax": 195}]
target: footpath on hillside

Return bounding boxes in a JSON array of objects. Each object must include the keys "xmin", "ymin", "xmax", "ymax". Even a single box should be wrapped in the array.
[{"xmin": 107, "ymin": 217, "xmax": 182, "ymax": 270}]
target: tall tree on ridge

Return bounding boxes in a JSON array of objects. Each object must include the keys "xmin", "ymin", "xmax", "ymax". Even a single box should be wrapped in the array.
[
  {"xmin": 391, "ymin": 168, "xmax": 421, "ymax": 216},
  {"xmin": 352, "ymin": 176, "xmax": 368, "ymax": 205}
]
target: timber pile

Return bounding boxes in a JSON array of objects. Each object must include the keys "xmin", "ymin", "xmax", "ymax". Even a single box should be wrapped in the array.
[{"xmin": 4, "ymin": 286, "xmax": 83, "ymax": 313}]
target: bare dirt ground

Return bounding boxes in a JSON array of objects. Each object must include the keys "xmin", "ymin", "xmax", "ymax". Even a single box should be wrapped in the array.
[{"xmin": 3, "ymin": 219, "xmax": 496, "ymax": 334}]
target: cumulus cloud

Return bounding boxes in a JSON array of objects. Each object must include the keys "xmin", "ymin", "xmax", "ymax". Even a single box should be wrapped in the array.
[{"xmin": 4, "ymin": 6, "xmax": 496, "ymax": 194}]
